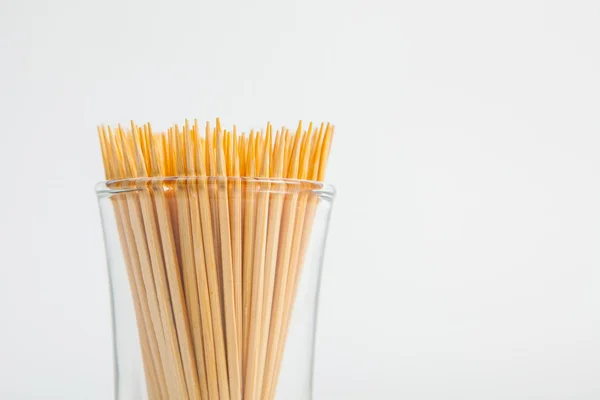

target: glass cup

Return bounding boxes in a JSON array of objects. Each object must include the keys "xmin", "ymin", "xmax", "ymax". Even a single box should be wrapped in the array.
[{"xmin": 96, "ymin": 177, "xmax": 335, "ymax": 400}]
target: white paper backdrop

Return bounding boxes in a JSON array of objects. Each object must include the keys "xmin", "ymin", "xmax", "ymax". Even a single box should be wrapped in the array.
[{"xmin": 1, "ymin": 0, "xmax": 599, "ymax": 398}]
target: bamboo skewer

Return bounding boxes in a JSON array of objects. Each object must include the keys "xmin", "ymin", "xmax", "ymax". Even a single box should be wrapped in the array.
[
  {"xmin": 175, "ymin": 126, "xmax": 210, "ymax": 400},
  {"xmin": 196, "ymin": 130, "xmax": 231, "ymax": 400},
  {"xmin": 256, "ymin": 132, "xmax": 286, "ymax": 398},
  {"xmin": 188, "ymin": 153, "xmax": 221, "ymax": 400},
  {"xmin": 207, "ymin": 126, "xmax": 224, "ymax": 319},
  {"xmin": 244, "ymin": 130, "xmax": 272, "ymax": 400},
  {"xmin": 229, "ymin": 130, "xmax": 244, "ymax": 379},
  {"xmin": 215, "ymin": 125, "xmax": 242, "ymax": 400},
  {"xmin": 242, "ymin": 131, "xmax": 257, "ymax": 375},
  {"xmin": 98, "ymin": 119, "xmax": 334, "ymax": 400}
]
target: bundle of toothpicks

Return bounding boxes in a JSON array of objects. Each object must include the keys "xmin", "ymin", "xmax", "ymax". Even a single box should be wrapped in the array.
[{"xmin": 98, "ymin": 119, "xmax": 333, "ymax": 400}]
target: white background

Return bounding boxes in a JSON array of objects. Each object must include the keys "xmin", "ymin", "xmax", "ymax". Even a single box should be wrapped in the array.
[{"xmin": 1, "ymin": 0, "xmax": 600, "ymax": 399}]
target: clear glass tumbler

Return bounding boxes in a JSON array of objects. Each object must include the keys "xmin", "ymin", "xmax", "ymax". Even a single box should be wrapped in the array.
[{"xmin": 96, "ymin": 177, "xmax": 335, "ymax": 400}]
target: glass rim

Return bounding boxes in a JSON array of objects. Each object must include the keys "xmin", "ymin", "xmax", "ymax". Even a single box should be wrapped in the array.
[{"xmin": 95, "ymin": 176, "xmax": 336, "ymax": 198}]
